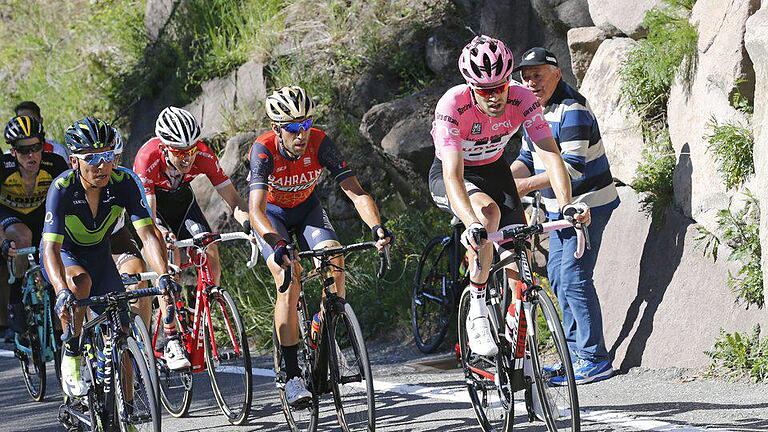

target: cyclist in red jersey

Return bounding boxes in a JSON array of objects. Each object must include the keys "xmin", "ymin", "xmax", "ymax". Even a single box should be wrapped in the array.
[
  {"xmin": 248, "ymin": 86, "xmax": 393, "ymax": 405},
  {"xmin": 430, "ymin": 35, "xmax": 591, "ymax": 357},
  {"xmin": 133, "ymin": 106, "xmax": 249, "ymax": 370}
]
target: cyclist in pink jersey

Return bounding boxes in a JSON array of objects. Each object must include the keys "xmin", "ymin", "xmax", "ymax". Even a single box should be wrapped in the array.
[{"xmin": 429, "ymin": 35, "xmax": 590, "ymax": 357}]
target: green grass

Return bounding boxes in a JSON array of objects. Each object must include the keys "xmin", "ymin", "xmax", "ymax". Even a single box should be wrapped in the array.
[
  {"xmin": 631, "ymin": 128, "xmax": 676, "ymax": 227},
  {"xmin": 707, "ymin": 325, "xmax": 768, "ymax": 382},
  {"xmin": 705, "ymin": 117, "xmax": 754, "ymax": 190}
]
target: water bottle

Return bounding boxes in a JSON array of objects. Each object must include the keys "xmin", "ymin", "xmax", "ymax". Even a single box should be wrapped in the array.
[
  {"xmin": 95, "ymin": 349, "xmax": 106, "ymax": 384},
  {"xmin": 309, "ymin": 313, "xmax": 321, "ymax": 350}
]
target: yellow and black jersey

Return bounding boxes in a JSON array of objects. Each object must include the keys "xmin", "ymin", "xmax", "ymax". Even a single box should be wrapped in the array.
[{"xmin": 0, "ymin": 152, "xmax": 69, "ymax": 214}]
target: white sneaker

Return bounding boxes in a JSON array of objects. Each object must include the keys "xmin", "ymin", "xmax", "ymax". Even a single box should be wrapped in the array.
[
  {"xmin": 465, "ymin": 308, "xmax": 498, "ymax": 357},
  {"xmin": 61, "ymin": 353, "xmax": 89, "ymax": 397},
  {"xmin": 163, "ymin": 339, "xmax": 191, "ymax": 370},
  {"xmin": 285, "ymin": 376, "xmax": 312, "ymax": 406}
]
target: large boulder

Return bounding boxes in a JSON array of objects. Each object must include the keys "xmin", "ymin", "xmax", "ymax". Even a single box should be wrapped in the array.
[
  {"xmin": 667, "ymin": 0, "xmax": 759, "ymax": 235},
  {"xmin": 587, "ymin": 0, "xmax": 663, "ymax": 37},
  {"xmin": 579, "ymin": 38, "xmax": 645, "ymax": 185},
  {"xmin": 596, "ymin": 187, "xmax": 768, "ymax": 370},
  {"xmin": 145, "ymin": 0, "xmax": 178, "ymax": 42},
  {"xmin": 745, "ymin": 4, "xmax": 768, "ymax": 296},
  {"xmin": 183, "ymin": 59, "xmax": 266, "ymax": 140},
  {"xmin": 567, "ymin": 26, "xmax": 609, "ymax": 85},
  {"xmin": 532, "ymin": 0, "xmax": 594, "ymax": 34}
]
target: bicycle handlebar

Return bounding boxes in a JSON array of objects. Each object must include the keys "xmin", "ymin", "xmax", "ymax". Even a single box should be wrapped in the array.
[
  {"xmin": 173, "ymin": 231, "xmax": 259, "ymax": 268},
  {"xmin": 277, "ymin": 242, "xmax": 391, "ymax": 293},
  {"xmin": 121, "ymin": 271, "xmax": 160, "ymax": 286},
  {"xmin": 488, "ymin": 219, "xmax": 589, "ymax": 259},
  {"xmin": 7, "ymin": 246, "xmax": 38, "ymax": 284}
]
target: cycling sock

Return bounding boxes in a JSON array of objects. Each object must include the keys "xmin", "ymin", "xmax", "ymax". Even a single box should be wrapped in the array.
[
  {"xmin": 281, "ymin": 344, "xmax": 301, "ymax": 379},
  {"xmin": 164, "ymin": 326, "xmax": 179, "ymax": 339},
  {"xmin": 63, "ymin": 338, "xmax": 81, "ymax": 357},
  {"xmin": 469, "ymin": 279, "xmax": 487, "ymax": 313},
  {"xmin": 8, "ymin": 280, "xmax": 22, "ymax": 304}
]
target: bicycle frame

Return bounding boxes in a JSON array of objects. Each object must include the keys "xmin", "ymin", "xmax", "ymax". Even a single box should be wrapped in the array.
[{"xmin": 16, "ymin": 267, "xmax": 58, "ymax": 362}]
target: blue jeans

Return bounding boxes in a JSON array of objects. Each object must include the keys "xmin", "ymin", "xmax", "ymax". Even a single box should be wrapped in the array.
[{"xmin": 547, "ymin": 207, "xmax": 613, "ymax": 363}]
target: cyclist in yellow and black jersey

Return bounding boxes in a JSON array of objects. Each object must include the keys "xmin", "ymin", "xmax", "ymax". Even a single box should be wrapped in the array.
[{"xmin": 0, "ymin": 115, "xmax": 68, "ymax": 336}]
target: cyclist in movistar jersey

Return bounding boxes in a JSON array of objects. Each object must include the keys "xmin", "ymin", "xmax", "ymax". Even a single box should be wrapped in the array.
[
  {"xmin": 0, "ymin": 116, "xmax": 68, "ymax": 340},
  {"xmin": 41, "ymin": 117, "xmax": 178, "ymax": 398},
  {"xmin": 429, "ymin": 35, "xmax": 590, "ymax": 357},
  {"xmin": 248, "ymin": 86, "xmax": 393, "ymax": 405}
]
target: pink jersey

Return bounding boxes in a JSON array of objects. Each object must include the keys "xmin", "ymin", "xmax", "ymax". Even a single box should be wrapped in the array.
[{"xmin": 431, "ymin": 83, "xmax": 553, "ymax": 166}]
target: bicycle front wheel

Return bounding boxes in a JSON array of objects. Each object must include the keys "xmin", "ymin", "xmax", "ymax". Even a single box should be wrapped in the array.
[
  {"xmin": 457, "ymin": 286, "xmax": 514, "ymax": 432},
  {"xmin": 131, "ymin": 313, "xmax": 158, "ymax": 407},
  {"xmin": 528, "ymin": 290, "xmax": 580, "ymax": 431},
  {"xmin": 114, "ymin": 337, "xmax": 161, "ymax": 432},
  {"xmin": 151, "ymin": 308, "xmax": 193, "ymax": 418},
  {"xmin": 412, "ymin": 235, "xmax": 456, "ymax": 353},
  {"xmin": 205, "ymin": 288, "xmax": 252, "ymax": 425},
  {"xmin": 329, "ymin": 302, "xmax": 375, "ymax": 432},
  {"xmin": 19, "ymin": 333, "xmax": 46, "ymax": 402}
]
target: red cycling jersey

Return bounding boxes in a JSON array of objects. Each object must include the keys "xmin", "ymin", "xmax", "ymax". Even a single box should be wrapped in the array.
[
  {"xmin": 133, "ymin": 137, "xmax": 230, "ymax": 196},
  {"xmin": 248, "ymin": 128, "xmax": 353, "ymax": 209}
]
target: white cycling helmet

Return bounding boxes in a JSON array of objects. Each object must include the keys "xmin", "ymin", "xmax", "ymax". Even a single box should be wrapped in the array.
[
  {"xmin": 113, "ymin": 127, "xmax": 124, "ymax": 155},
  {"xmin": 265, "ymin": 86, "xmax": 315, "ymax": 123},
  {"xmin": 155, "ymin": 106, "xmax": 201, "ymax": 148}
]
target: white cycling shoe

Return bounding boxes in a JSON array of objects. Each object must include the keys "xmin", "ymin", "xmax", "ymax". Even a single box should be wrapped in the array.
[
  {"xmin": 466, "ymin": 308, "xmax": 498, "ymax": 357},
  {"xmin": 61, "ymin": 353, "xmax": 89, "ymax": 397},
  {"xmin": 285, "ymin": 376, "xmax": 312, "ymax": 406},
  {"xmin": 164, "ymin": 339, "xmax": 191, "ymax": 370}
]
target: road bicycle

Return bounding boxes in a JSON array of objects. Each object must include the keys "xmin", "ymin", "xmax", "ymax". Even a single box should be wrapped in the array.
[
  {"xmin": 149, "ymin": 222, "xmax": 256, "ymax": 425},
  {"xmin": 458, "ymin": 218, "xmax": 587, "ymax": 432},
  {"xmin": 412, "ymin": 193, "xmax": 546, "ymax": 353},
  {"xmin": 8, "ymin": 246, "xmax": 61, "ymax": 402},
  {"xmin": 273, "ymin": 241, "xmax": 389, "ymax": 432},
  {"xmin": 57, "ymin": 287, "xmax": 162, "ymax": 432}
]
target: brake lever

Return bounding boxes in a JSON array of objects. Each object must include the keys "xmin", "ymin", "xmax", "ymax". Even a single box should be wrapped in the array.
[
  {"xmin": 578, "ymin": 223, "xmax": 592, "ymax": 251},
  {"xmin": 376, "ymin": 245, "xmax": 391, "ymax": 279},
  {"xmin": 278, "ymin": 245, "xmax": 295, "ymax": 293}
]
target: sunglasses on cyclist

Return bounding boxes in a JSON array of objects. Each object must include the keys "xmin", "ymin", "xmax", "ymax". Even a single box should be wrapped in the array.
[
  {"xmin": 72, "ymin": 150, "xmax": 116, "ymax": 166},
  {"xmin": 166, "ymin": 144, "xmax": 199, "ymax": 157},
  {"xmin": 12, "ymin": 142, "xmax": 44, "ymax": 155},
  {"xmin": 281, "ymin": 118, "xmax": 313, "ymax": 134},
  {"xmin": 473, "ymin": 82, "xmax": 510, "ymax": 98}
]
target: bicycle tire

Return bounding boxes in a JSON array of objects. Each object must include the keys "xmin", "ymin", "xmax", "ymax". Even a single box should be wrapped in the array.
[
  {"xmin": 412, "ymin": 235, "xmax": 455, "ymax": 353},
  {"xmin": 20, "ymin": 333, "xmax": 46, "ymax": 402},
  {"xmin": 273, "ymin": 295, "xmax": 319, "ymax": 432},
  {"xmin": 131, "ymin": 314, "xmax": 159, "ymax": 410},
  {"xmin": 151, "ymin": 308, "xmax": 193, "ymax": 418},
  {"xmin": 205, "ymin": 289, "xmax": 252, "ymax": 425},
  {"xmin": 528, "ymin": 290, "xmax": 580, "ymax": 432},
  {"xmin": 113, "ymin": 337, "xmax": 161, "ymax": 432},
  {"xmin": 457, "ymin": 286, "xmax": 514, "ymax": 432},
  {"xmin": 329, "ymin": 302, "xmax": 375, "ymax": 432}
]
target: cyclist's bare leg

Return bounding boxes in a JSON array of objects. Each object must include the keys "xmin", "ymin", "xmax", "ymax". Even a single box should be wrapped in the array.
[
  {"xmin": 114, "ymin": 253, "xmax": 151, "ymax": 327},
  {"xmin": 207, "ymin": 243, "xmax": 221, "ymax": 286},
  {"xmin": 466, "ymin": 192, "xmax": 501, "ymax": 284},
  {"xmin": 61, "ymin": 266, "xmax": 91, "ymax": 338},
  {"xmin": 313, "ymin": 239, "xmax": 345, "ymax": 299},
  {"xmin": 5, "ymin": 222, "xmax": 33, "ymax": 278},
  {"xmin": 271, "ymin": 255, "xmax": 303, "ymax": 346}
]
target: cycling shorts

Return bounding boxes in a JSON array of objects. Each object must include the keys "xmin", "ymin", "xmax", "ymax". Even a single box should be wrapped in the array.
[
  {"xmin": 40, "ymin": 247, "xmax": 125, "ymax": 316},
  {"xmin": 255, "ymin": 194, "xmax": 338, "ymax": 260},
  {"xmin": 429, "ymin": 157, "xmax": 525, "ymax": 250},
  {"xmin": 154, "ymin": 184, "xmax": 212, "ymax": 240},
  {"xmin": 110, "ymin": 225, "xmax": 143, "ymax": 267},
  {"xmin": 0, "ymin": 204, "xmax": 46, "ymax": 248}
]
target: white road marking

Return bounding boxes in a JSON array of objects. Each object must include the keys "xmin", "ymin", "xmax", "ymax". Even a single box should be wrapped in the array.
[{"xmin": 0, "ymin": 348, "xmax": 717, "ymax": 431}]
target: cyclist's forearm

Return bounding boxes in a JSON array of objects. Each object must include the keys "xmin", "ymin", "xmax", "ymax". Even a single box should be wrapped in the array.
[
  {"xmin": 137, "ymin": 226, "xmax": 169, "ymax": 275},
  {"xmin": 350, "ymin": 193, "xmax": 382, "ymax": 229},
  {"xmin": 535, "ymin": 138, "xmax": 572, "ymax": 207},
  {"xmin": 444, "ymin": 174, "xmax": 479, "ymax": 226},
  {"xmin": 42, "ymin": 241, "xmax": 67, "ymax": 292},
  {"xmin": 218, "ymin": 184, "xmax": 249, "ymax": 226},
  {"xmin": 518, "ymin": 172, "xmax": 551, "ymax": 195}
]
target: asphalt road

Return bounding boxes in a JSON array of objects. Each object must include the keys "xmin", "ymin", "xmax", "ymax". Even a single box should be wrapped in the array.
[{"xmin": 0, "ymin": 343, "xmax": 766, "ymax": 432}]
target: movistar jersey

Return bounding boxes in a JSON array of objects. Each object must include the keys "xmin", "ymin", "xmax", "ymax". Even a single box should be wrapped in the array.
[{"xmin": 42, "ymin": 168, "xmax": 153, "ymax": 253}]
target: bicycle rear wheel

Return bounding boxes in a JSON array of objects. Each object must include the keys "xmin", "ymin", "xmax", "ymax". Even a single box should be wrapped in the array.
[
  {"xmin": 205, "ymin": 288, "xmax": 252, "ymax": 425},
  {"xmin": 457, "ymin": 286, "xmax": 514, "ymax": 432},
  {"xmin": 151, "ymin": 309, "xmax": 193, "ymax": 418},
  {"xmin": 19, "ymin": 332, "xmax": 46, "ymax": 402},
  {"xmin": 114, "ymin": 337, "xmax": 161, "ymax": 432},
  {"xmin": 528, "ymin": 290, "xmax": 580, "ymax": 431},
  {"xmin": 329, "ymin": 302, "xmax": 375, "ymax": 432},
  {"xmin": 273, "ymin": 294, "xmax": 319, "ymax": 432},
  {"xmin": 412, "ymin": 235, "xmax": 456, "ymax": 353},
  {"xmin": 131, "ymin": 314, "xmax": 159, "ymax": 408}
]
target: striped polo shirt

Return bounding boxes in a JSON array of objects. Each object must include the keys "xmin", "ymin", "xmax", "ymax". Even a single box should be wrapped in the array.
[{"xmin": 517, "ymin": 80, "xmax": 619, "ymax": 220}]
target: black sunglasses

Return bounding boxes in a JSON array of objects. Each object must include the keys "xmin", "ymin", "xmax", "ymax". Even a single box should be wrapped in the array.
[{"xmin": 13, "ymin": 142, "xmax": 44, "ymax": 155}]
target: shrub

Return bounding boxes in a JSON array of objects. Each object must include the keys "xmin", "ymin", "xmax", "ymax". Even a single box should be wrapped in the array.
[
  {"xmin": 707, "ymin": 325, "xmax": 768, "ymax": 382},
  {"xmin": 631, "ymin": 128, "xmax": 676, "ymax": 226},
  {"xmin": 705, "ymin": 117, "xmax": 754, "ymax": 190}
]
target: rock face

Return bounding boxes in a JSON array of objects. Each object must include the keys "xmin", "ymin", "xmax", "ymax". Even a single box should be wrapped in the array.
[
  {"xmin": 587, "ymin": 0, "xmax": 663, "ymax": 37},
  {"xmin": 579, "ymin": 38, "xmax": 644, "ymax": 185},
  {"xmin": 595, "ymin": 187, "xmax": 768, "ymax": 370},
  {"xmin": 567, "ymin": 26, "xmax": 609, "ymax": 85},
  {"xmin": 667, "ymin": 0, "xmax": 759, "ymax": 235},
  {"xmin": 145, "ymin": 0, "xmax": 178, "ymax": 42},
  {"xmin": 183, "ymin": 59, "xmax": 266, "ymax": 140},
  {"xmin": 745, "ymin": 4, "xmax": 768, "ymax": 296},
  {"xmin": 532, "ymin": 0, "xmax": 594, "ymax": 34}
]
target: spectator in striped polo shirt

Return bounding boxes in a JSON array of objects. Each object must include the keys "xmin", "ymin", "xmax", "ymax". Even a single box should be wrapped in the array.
[{"xmin": 511, "ymin": 47, "xmax": 620, "ymax": 385}]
